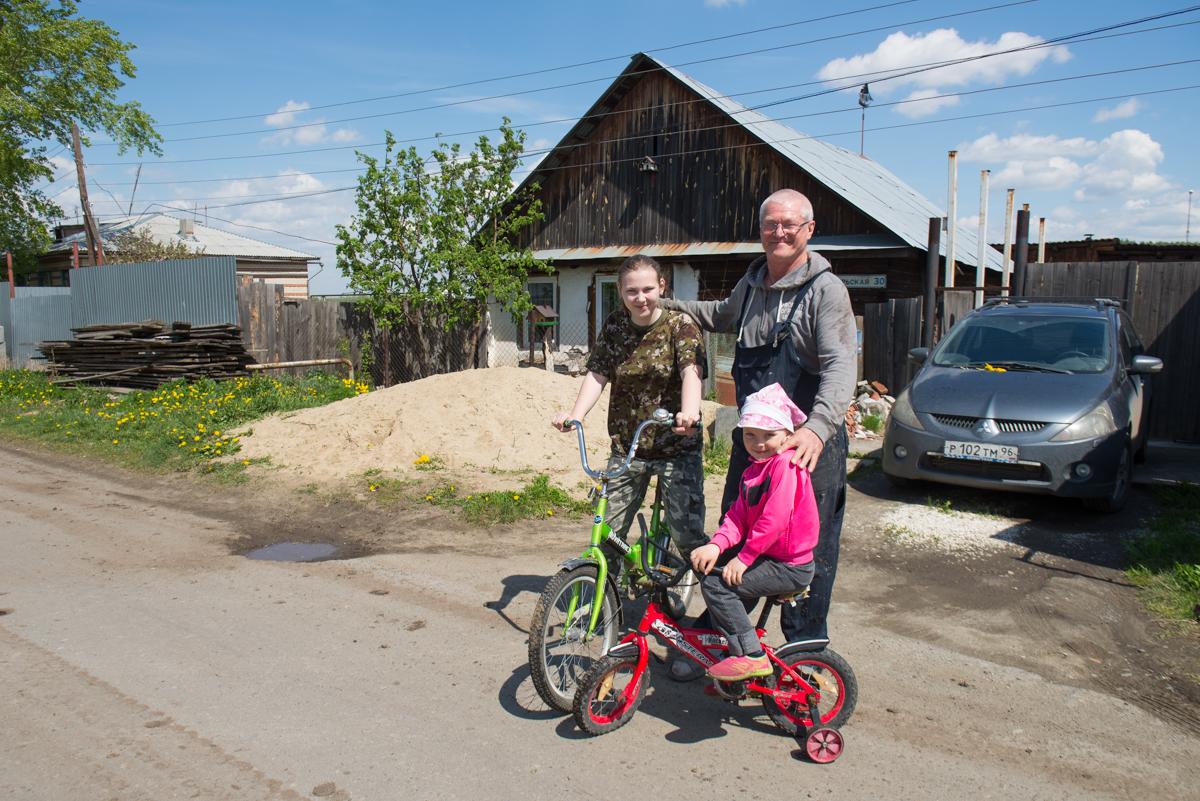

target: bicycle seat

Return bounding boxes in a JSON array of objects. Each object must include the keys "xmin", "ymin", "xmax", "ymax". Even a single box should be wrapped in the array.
[{"xmin": 774, "ymin": 587, "xmax": 810, "ymax": 606}]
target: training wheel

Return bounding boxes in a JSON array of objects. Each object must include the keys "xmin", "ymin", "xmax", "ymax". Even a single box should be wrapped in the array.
[{"xmin": 803, "ymin": 727, "xmax": 844, "ymax": 763}]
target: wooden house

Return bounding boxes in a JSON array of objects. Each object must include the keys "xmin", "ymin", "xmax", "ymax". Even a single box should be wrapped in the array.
[{"xmin": 487, "ymin": 52, "xmax": 1002, "ymax": 362}]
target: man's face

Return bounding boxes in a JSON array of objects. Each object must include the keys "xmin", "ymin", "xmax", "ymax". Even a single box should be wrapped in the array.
[{"xmin": 760, "ymin": 199, "xmax": 815, "ymax": 266}]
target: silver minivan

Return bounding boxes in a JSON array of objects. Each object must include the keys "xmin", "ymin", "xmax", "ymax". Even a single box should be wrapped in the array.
[{"xmin": 882, "ymin": 298, "xmax": 1163, "ymax": 512}]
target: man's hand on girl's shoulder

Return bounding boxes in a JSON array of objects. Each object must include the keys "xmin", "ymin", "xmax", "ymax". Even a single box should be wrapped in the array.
[{"xmin": 787, "ymin": 427, "xmax": 823, "ymax": 471}]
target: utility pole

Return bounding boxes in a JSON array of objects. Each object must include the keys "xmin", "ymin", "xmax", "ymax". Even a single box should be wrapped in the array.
[
  {"xmin": 975, "ymin": 169, "xmax": 990, "ymax": 308},
  {"xmin": 857, "ymin": 83, "xmax": 873, "ymax": 157},
  {"xmin": 127, "ymin": 163, "xmax": 142, "ymax": 215},
  {"xmin": 71, "ymin": 122, "xmax": 105, "ymax": 266},
  {"xmin": 1188, "ymin": 190, "xmax": 1194, "ymax": 243},
  {"xmin": 1001, "ymin": 189, "xmax": 1015, "ymax": 297},
  {"xmin": 945, "ymin": 151, "xmax": 958, "ymax": 287}
]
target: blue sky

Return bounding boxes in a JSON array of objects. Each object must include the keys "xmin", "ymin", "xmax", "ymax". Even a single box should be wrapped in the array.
[{"xmin": 45, "ymin": 0, "xmax": 1200, "ymax": 293}]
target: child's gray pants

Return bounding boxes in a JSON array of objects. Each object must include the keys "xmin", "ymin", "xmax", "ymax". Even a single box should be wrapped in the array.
[{"xmin": 700, "ymin": 559, "xmax": 815, "ymax": 656}]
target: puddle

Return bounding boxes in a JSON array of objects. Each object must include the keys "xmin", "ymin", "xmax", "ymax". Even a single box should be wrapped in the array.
[{"xmin": 245, "ymin": 542, "xmax": 340, "ymax": 562}]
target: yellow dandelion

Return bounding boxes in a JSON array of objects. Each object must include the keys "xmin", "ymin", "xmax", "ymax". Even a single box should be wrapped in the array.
[{"xmin": 425, "ymin": 494, "xmax": 433, "ymax": 501}]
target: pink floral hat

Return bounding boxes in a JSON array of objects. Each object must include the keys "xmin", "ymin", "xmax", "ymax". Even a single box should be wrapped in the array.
[{"xmin": 738, "ymin": 382, "xmax": 807, "ymax": 432}]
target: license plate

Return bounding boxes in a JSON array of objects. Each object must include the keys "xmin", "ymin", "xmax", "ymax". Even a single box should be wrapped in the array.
[{"xmin": 943, "ymin": 440, "xmax": 1019, "ymax": 463}]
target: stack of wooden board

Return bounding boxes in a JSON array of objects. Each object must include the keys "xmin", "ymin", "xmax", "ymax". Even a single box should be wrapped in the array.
[{"xmin": 39, "ymin": 321, "xmax": 254, "ymax": 388}]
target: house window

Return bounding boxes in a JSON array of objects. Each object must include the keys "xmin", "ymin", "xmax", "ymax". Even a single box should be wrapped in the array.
[{"xmin": 596, "ymin": 275, "xmax": 620, "ymax": 330}]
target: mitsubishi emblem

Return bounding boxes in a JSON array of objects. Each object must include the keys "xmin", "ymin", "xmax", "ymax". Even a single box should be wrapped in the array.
[{"xmin": 974, "ymin": 418, "xmax": 999, "ymax": 438}]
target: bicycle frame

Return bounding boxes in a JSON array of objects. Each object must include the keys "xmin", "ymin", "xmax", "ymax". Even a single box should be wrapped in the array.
[
  {"xmin": 615, "ymin": 595, "xmax": 825, "ymax": 713},
  {"xmin": 561, "ymin": 413, "xmax": 673, "ymax": 639}
]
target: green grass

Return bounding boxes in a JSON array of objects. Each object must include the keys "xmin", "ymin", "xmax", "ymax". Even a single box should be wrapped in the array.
[
  {"xmin": 0, "ymin": 369, "xmax": 369, "ymax": 472},
  {"xmin": 1126, "ymin": 483, "xmax": 1200, "ymax": 624},
  {"xmin": 861, "ymin": 413, "xmax": 884, "ymax": 434},
  {"xmin": 421, "ymin": 474, "xmax": 592, "ymax": 525},
  {"xmin": 704, "ymin": 436, "xmax": 731, "ymax": 477}
]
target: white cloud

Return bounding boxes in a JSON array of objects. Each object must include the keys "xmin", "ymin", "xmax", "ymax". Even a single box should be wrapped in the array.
[
  {"xmin": 894, "ymin": 89, "xmax": 961, "ymax": 118},
  {"xmin": 818, "ymin": 28, "xmax": 1070, "ymax": 113},
  {"xmin": 1092, "ymin": 98, "xmax": 1141, "ymax": 123},
  {"xmin": 958, "ymin": 129, "xmax": 1169, "ymax": 198},
  {"xmin": 264, "ymin": 100, "xmax": 310, "ymax": 127},
  {"xmin": 262, "ymin": 99, "xmax": 358, "ymax": 147},
  {"xmin": 704, "ymin": 0, "xmax": 746, "ymax": 7},
  {"xmin": 958, "ymin": 132, "xmax": 1096, "ymax": 162}
]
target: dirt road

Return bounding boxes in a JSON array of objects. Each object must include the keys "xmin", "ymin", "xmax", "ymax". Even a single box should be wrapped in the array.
[{"xmin": 2, "ymin": 442, "xmax": 1196, "ymax": 800}]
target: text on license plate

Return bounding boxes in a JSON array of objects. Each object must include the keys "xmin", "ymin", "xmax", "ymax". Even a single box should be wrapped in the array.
[{"xmin": 943, "ymin": 440, "xmax": 1019, "ymax": 463}]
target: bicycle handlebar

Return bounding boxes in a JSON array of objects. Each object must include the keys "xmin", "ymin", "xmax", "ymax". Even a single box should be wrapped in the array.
[{"xmin": 564, "ymin": 407, "xmax": 677, "ymax": 481}]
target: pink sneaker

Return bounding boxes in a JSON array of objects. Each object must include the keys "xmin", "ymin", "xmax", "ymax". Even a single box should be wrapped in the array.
[{"xmin": 707, "ymin": 654, "xmax": 772, "ymax": 681}]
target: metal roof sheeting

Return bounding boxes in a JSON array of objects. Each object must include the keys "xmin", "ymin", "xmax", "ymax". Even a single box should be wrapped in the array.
[
  {"xmin": 48, "ymin": 213, "xmax": 316, "ymax": 261},
  {"xmin": 644, "ymin": 53, "xmax": 1005, "ymax": 273}
]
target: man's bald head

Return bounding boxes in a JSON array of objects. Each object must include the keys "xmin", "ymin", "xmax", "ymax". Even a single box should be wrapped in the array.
[{"xmin": 759, "ymin": 189, "xmax": 814, "ymax": 224}]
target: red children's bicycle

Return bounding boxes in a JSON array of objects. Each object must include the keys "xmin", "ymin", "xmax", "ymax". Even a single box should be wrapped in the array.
[{"xmin": 570, "ymin": 523, "xmax": 858, "ymax": 763}]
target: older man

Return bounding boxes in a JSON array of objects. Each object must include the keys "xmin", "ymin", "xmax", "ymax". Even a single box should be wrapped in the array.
[{"xmin": 663, "ymin": 189, "xmax": 857, "ymax": 666}]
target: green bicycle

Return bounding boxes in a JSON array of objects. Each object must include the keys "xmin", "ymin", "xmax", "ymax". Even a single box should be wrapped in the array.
[{"xmin": 528, "ymin": 408, "xmax": 700, "ymax": 712}]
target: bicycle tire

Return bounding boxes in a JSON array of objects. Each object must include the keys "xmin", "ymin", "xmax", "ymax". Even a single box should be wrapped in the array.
[
  {"xmin": 761, "ymin": 647, "xmax": 858, "ymax": 734},
  {"xmin": 572, "ymin": 654, "xmax": 647, "ymax": 736},
  {"xmin": 528, "ymin": 564, "xmax": 621, "ymax": 713},
  {"xmin": 662, "ymin": 538, "xmax": 698, "ymax": 612}
]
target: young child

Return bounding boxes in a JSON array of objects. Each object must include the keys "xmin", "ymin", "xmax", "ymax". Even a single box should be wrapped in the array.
[
  {"xmin": 552, "ymin": 254, "xmax": 708, "ymax": 561},
  {"xmin": 689, "ymin": 383, "xmax": 819, "ymax": 681}
]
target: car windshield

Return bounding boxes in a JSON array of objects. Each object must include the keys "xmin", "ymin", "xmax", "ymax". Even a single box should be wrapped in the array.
[{"xmin": 932, "ymin": 314, "xmax": 1111, "ymax": 374}]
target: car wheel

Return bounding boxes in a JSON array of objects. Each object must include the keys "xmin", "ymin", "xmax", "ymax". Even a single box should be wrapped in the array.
[{"xmin": 1083, "ymin": 442, "xmax": 1132, "ymax": 514}]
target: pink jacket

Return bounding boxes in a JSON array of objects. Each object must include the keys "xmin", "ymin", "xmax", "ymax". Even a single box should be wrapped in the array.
[{"xmin": 709, "ymin": 450, "xmax": 819, "ymax": 566}]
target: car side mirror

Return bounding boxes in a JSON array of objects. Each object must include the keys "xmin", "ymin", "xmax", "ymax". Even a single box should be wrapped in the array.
[
  {"xmin": 908, "ymin": 347, "xmax": 929, "ymax": 366},
  {"xmin": 1129, "ymin": 354, "xmax": 1163, "ymax": 374}
]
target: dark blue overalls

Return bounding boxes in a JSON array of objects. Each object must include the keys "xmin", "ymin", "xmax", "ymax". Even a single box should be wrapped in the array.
[{"xmin": 722, "ymin": 273, "xmax": 848, "ymax": 643}]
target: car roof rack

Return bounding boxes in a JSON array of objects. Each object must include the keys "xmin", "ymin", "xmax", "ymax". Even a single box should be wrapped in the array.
[{"xmin": 981, "ymin": 296, "xmax": 1123, "ymax": 311}]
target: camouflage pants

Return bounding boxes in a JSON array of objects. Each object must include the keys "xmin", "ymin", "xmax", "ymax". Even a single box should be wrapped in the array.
[{"xmin": 603, "ymin": 448, "xmax": 707, "ymax": 562}]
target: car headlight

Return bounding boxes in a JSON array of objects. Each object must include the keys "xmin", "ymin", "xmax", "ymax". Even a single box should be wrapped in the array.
[
  {"xmin": 1051, "ymin": 403, "xmax": 1116, "ymax": 442},
  {"xmin": 890, "ymin": 389, "xmax": 924, "ymax": 431}
]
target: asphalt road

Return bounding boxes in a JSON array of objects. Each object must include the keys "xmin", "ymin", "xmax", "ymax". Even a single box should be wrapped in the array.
[{"xmin": 2, "ymin": 444, "xmax": 1196, "ymax": 801}]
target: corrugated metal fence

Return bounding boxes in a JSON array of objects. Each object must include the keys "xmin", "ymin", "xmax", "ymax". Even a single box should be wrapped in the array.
[
  {"xmin": 70, "ymin": 257, "xmax": 239, "ymax": 328},
  {"xmin": 1, "ymin": 258, "xmax": 238, "ymax": 369},
  {"xmin": 0, "ymin": 284, "xmax": 73, "ymax": 368}
]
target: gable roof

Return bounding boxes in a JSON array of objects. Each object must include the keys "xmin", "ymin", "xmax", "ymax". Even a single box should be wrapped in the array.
[
  {"xmin": 48, "ymin": 213, "xmax": 316, "ymax": 261},
  {"xmin": 520, "ymin": 53, "xmax": 1004, "ymax": 272}
]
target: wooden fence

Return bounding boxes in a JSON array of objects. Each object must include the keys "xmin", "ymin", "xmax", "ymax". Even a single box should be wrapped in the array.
[
  {"xmin": 1023, "ymin": 261, "xmax": 1200, "ymax": 442},
  {"xmin": 862, "ymin": 297, "xmax": 922, "ymax": 395},
  {"xmin": 237, "ymin": 279, "xmax": 487, "ymax": 387}
]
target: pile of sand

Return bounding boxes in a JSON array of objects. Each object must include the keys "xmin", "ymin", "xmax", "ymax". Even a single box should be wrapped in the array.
[{"xmin": 236, "ymin": 366, "xmax": 718, "ymax": 489}]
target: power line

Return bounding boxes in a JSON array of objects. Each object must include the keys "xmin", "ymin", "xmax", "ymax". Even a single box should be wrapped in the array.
[
  {"xmin": 79, "ymin": 59, "xmax": 1200, "ymax": 206},
  {"xmin": 87, "ymin": 11, "xmax": 1200, "ymax": 169},
  {"xmin": 153, "ymin": 0, "xmax": 929, "ymax": 128},
  {"xmin": 92, "ymin": 0, "xmax": 1037, "ymax": 146},
  {"xmin": 90, "ymin": 83, "xmax": 1200, "ymax": 214},
  {"xmin": 88, "ymin": 16, "xmax": 1200, "ymax": 189}
]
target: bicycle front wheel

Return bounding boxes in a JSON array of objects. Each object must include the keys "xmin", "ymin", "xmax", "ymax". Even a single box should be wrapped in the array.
[{"xmin": 528, "ymin": 564, "xmax": 621, "ymax": 713}]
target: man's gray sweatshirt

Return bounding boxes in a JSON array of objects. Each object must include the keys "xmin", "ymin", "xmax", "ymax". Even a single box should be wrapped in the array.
[{"xmin": 661, "ymin": 251, "xmax": 858, "ymax": 444}]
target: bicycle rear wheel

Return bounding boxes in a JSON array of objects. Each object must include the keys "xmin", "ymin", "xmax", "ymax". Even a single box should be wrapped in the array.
[
  {"xmin": 761, "ymin": 647, "xmax": 857, "ymax": 734},
  {"xmin": 528, "ymin": 564, "xmax": 620, "ymax": 713}
]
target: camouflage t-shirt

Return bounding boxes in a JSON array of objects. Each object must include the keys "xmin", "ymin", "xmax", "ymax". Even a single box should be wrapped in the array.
[{"xmin": 586, "ymin": 308, "xmax": 707, "ymax": 460}]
